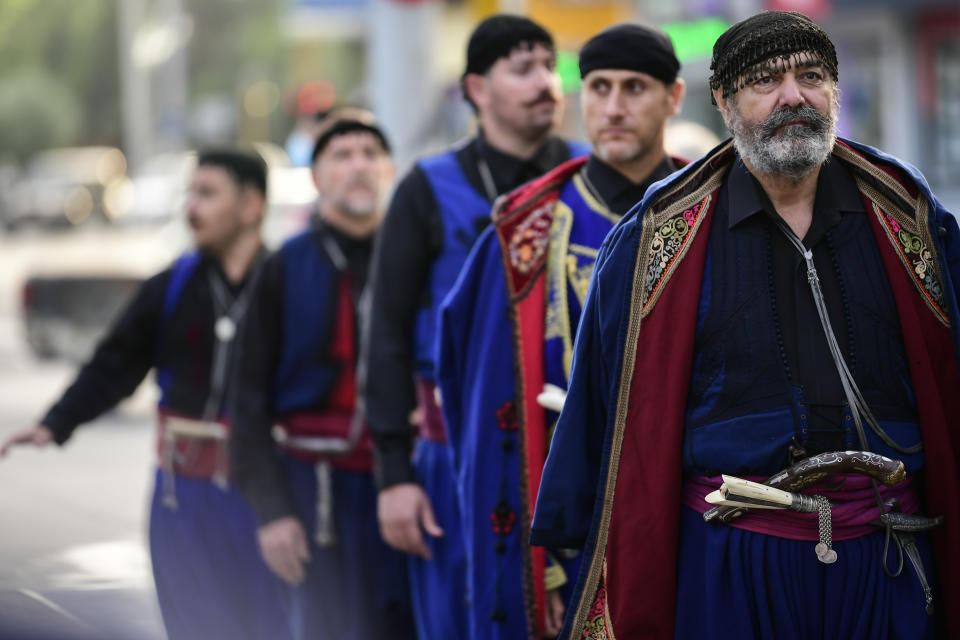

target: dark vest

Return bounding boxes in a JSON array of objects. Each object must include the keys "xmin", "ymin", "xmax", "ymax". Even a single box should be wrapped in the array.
[
  {"xmin": 414, "ymin": 141, "xmax": 589, "ymax": 378},
  {"xmin": 272, "ymin": 227, "xmax": 345, "ymax": 415},
  {"xmin": 271, "ymin": 225, "xmax": 372, "ymax": 471}
]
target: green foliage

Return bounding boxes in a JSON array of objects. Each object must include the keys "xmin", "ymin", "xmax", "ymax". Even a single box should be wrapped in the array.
[
  {"xmin": 0, "ymin": 67, "xmax": 82, "ymax": 161},
  {"xmin": 186, "ymin": 0, "xmax": 285, "ymax": 98},
  {"xmin": 0, "ymin": 0, "xmax": 288, "ymax": 158},
  {"xmin": 0, "ymin": 0, "xmax": 119, "ymax": 155}
]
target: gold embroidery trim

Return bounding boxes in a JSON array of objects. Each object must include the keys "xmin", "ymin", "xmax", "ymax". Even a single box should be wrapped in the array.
[
  {"xmin": 852, "ymin": 175, "xmax": 948, "ymax": 327},
  {"xmin": 546, "ymin": 201, "xmax": 575, "ymax": 379},
  {"xmin": 566, "ymin": 158, "xmax": 726, "ymax": 638}
]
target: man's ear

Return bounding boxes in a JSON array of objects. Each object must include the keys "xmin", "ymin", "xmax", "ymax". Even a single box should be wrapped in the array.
[
  {"xmin": 382, "ymin": 157, "xmax": 396, "ymax": 184},
  {"xmin": 668, "ymin": 78, "xmax": 686, "ymax": 116},
  {"xmin": 713, "ymin": 88, "xmax": 732, "ymax": 128},
  {"xmin": 463, "ymin": 73, "xmax": 487, "ymax": 111},
  {"xmin": 240, "ymin": 186, "xmax": 266, "ymax": 226},
  {"xmin": 310, "ymin": 160, "xmax": 323, "ymax": 194}
]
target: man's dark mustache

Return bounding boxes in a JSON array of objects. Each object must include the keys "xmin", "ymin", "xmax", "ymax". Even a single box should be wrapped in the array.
[
  {"xmin": 345, "ymin": 177, "xmax": 376, "ymax": 190},
  {"xmin": 525, "ymin": 91, "xmax": 556, "ymax": 107},
  {"xmin": 758, "ymin": 104, "xmax": 829, "ymax": 139}
]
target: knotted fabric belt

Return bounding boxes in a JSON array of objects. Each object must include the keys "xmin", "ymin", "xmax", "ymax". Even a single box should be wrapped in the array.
[
  {"xmin": 685, "ymin": 473, "xmax": 920, "ymax": 541},
  {"xmin": 156, "ymin": 410, "xmax": 230, "ymax": 510},
  {"xmin": 274, "ymin": 410, "xmax": 373, "ymax": 473}
]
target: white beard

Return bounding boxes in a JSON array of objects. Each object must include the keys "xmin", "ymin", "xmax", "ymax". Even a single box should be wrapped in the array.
[{"xmin": 728, "ymin": 97, "xmax": 838, "ymax": 181}]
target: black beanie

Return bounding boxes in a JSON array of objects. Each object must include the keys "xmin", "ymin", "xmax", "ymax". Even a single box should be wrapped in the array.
[
  {"xmin": 311, "ymin": 107, "xmax": 391, "ymax": 164},
  {"xmin": 579, "ymin": 23, "xmax": 680, "ymax": 85},
  {"xmin": 709, "ymin": 11, "xmax": 838, "ymax": 102},
  {"xmin": 463, "ymin": 14, "xmax": 554, "ymax": 78}
]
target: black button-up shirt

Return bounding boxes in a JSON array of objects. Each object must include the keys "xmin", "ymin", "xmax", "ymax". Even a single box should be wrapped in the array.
[
  {"xmin": 583, "ymin": 154, "xmax": 677, "ymax": 216},
  {"xmin": 729, "ymin": 158, "xmax": 864, "ymax": 453},
  {"xmin": 683, "ymin": 157, "xmax": 922, "ymax": 475}
]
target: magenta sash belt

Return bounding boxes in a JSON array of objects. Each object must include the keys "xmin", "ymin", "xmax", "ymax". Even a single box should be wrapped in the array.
[
  {"xmin": 414, "ymin": 377, "xmax": 447, "ymax": 444},
  {"xmin": 684, "ymin": 473, "xmax": 920, "ymax": 541}
]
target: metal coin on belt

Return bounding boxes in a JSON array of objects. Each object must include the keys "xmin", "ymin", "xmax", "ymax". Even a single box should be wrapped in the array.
[
  {"xmin": 215, "ymin": 316, "xmax": 237, "ymax": 342},
  {"xmin": 815, "ymin": 543, "xmax": 838, "ymax": 564},
  {"xmin": 820, "ymin": 549, "xmax": 838, "ymax": 564}
]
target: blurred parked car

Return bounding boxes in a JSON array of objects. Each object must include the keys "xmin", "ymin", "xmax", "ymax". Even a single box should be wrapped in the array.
[
  {"xmin": 18, "ymin": 222, "xmax": 187, "ymax": 361},
  {"xmin": 17, "ymin": 146, "xmax": 318, "ymax": 361},
  {"xmin": 6, "ymin": 146, "xmax": 128, "ymax": 230}
]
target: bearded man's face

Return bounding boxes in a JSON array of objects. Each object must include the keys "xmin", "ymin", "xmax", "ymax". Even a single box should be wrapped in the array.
[{"xmin": 721, "ymin": 53, "xmax": 839, "ymax": 181}]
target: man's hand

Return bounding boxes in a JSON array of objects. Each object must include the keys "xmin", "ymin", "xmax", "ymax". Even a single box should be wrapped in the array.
[
  {"xmin": 544, "ymin": 587, "xmax": 566, "ymax": 638},
  {"xmin": 377, "ymin": 483, "xmax": 443, "ymax": 559},
  {"xmin": 257, "ymin": 516, "xmax": 311, "ymax": 585},
  {"xmin": 0, "ymin": 425, "xmax": 53, "ymax": 458}
]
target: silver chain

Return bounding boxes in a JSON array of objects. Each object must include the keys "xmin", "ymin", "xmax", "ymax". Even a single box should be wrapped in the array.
[
  {"xmin": 770, "ymin": 215, "xmax": 922, "ymax": 455},
  {"xmin": 814, "ymin": 495, "xmax": 837, "ymax": 564}
]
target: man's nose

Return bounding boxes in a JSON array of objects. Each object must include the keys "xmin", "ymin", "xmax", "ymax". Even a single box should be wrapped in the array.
[
  {"xmin": 604, "ymin": 87, "xmax": 626, "ymax": 117},
  {"xmin": 533, "ymin": 63, "xmax": 557, "ymax": 92},
  {"xmin": 777, "ymin": 73, "xmax": 805, "ymax": 109}
]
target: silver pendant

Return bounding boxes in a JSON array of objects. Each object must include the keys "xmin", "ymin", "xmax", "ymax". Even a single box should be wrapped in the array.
[{"xmin": 215, "ymin": 316, "xmax": 236, "ymax": 342}]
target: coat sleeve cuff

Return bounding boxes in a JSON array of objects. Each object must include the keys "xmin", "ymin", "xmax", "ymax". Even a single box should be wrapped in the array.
[{"xmin": 373, "ymin": 441, "xmax": 416, "ymax": 490}]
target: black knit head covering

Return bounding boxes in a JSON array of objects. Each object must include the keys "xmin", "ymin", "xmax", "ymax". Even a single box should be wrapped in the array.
[
  {"xmin": 311, "ymin": 107, "xmax": 391, "ymax": 164},
  {"xmin": 709, "ymin": 11, "xmax": 838, "ymax": 103},
  {"xmin": 579, "ymin": 23, "xmax": 680, "ymax": 84},
  {"xmin": 463, "ymin": 14, "xmax": 554, "ymax": 78}
]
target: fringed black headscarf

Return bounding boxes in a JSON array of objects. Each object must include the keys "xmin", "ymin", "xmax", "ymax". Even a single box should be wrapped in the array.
[{"xmin": 709, "ymin": 11, "xmax": 838, "ymax": 103}]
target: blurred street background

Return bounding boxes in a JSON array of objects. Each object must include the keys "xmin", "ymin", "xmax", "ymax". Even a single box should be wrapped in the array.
[{"xmin": 0, "ymin": 0, "xmax": 957, "ymax": 637}]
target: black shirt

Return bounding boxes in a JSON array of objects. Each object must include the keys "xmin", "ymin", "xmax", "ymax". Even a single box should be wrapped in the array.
[
  {"xmin": 582, "ymin": 154, "xmax": 677, "ymax": 216},
  {"xmin": 728, "ymin": 159, "xmax": 864, "ymax": 454},
  {"xmin": 230, "ymin": 219, "xmax": 374, "ymax": 525},
  {"xmin": 41, "ymin": 254, "xmax": 257, "ymax": 445},
  {"xmin": 684, "ymin": 156, "xmax": 921, "ymax": 479},
  {"xmin": 362, "ymin": 134, "xmax": 577, "ymax": 489}
]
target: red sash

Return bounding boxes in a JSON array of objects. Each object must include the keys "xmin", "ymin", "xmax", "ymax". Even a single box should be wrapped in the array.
[
  {"xmin": 155, "ymin": 408, "xmax": 229, "ymax": 479},
  {"xmin": 277, "ymin": 272, "xmax": 372, "ymax": 472},
  {"xmin": 415, "ymin": 378, "xmax": 447, "ymax": 444}
]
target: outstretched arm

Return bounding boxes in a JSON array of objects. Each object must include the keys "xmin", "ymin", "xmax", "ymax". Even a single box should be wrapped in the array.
[{"xmin": 5, "ymin": 271, "xmax": 168, "ymax": 455}]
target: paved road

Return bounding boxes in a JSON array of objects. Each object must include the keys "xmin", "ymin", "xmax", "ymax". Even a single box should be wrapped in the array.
[{"xmin": 0, "ymin": 272, "xmax": 165, "ymax": 638}]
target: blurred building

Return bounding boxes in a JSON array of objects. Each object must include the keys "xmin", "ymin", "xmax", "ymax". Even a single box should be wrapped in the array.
[{"xmin": 277, "ymin": 0, "xmax": 959, "ymax": 211}]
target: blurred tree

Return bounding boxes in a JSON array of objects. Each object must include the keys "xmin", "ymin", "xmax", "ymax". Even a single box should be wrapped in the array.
[
  {"xmin": 0, "ymin": 0, "xmax": 289, "ymax": 161},
  {"xmin": 0, "ymin": 0, "xmax": 120, "ymax": 154},
  {"xmin": 186, "ymin": 0, "xmax": 288, "ymax": 143},
  {"xmin": 0, "ymin": 68, "xmax": 82, "ymax": 162}
]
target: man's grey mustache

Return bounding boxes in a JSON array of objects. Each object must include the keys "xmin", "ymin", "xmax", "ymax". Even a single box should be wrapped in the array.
[{"xmin": 758, "ymin": 104, "xmax": 830, "ymax": 140}]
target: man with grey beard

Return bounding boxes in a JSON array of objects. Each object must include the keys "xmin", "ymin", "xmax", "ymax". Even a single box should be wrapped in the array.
[
  {"xmin": 229, "ymin": 109, "xmax": 416, "ymax": 639},
  {"xmin": 530, "ymin": 10, "xmax": 960, "ymax": 639}
]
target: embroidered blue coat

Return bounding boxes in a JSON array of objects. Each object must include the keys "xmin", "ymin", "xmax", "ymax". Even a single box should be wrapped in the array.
[
  {"xmin": 437, "ymin": 156, "xmax": 628, "ymax": 639},
  {"xmin": 530, "ymin": 139, "xmax": 960, "ymax": 638}
]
